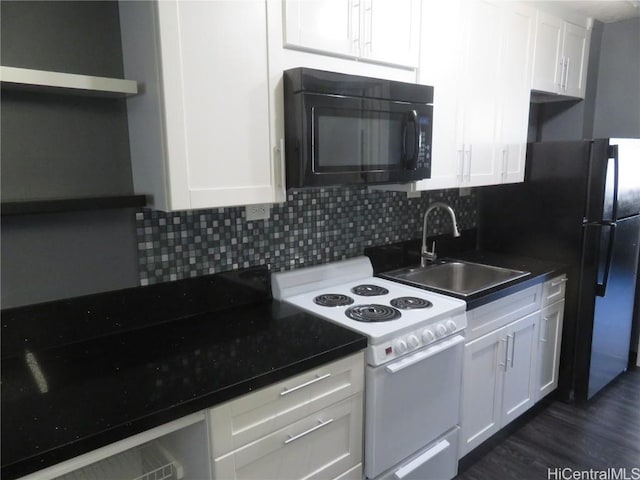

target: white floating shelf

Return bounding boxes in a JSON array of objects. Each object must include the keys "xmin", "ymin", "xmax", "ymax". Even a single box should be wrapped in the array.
[{"xmin": 0, "ymin": 66, "xmax": 138, "ymax": 97}]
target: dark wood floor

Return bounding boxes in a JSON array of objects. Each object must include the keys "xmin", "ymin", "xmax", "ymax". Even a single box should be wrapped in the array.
[{"xmin": 456, "ymin": 368, "xmax": 640, "ymax": 480}]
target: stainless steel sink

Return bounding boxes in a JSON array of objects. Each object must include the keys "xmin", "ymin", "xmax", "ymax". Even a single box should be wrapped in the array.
[{"xmin": 382, "ymin": 260, "xmax": 530, "ymax": 297}]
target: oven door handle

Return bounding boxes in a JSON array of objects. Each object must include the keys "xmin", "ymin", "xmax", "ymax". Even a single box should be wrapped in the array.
[{"xmin": 385, "ymin": 335, "xmax": 465, "ymax": 374}]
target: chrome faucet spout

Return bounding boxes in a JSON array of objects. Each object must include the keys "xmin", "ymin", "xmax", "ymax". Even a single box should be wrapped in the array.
[{"xmin": 421, "ymin": 202, "xmax": 461, "ymax": 267}]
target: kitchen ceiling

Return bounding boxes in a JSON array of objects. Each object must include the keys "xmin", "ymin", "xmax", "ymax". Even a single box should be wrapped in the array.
[{"xmin": 542, "ymin": 1, "xmax": 640, "ymax": 23}]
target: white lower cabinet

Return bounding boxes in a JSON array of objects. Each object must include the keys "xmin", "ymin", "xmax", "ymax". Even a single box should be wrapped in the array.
[
  {"xmin": 460, "ymin": 311, "xmax": 539, "ymax": 456},
  {"xmin": 212, "ymin": 395, "xmax": 363, "ymax": 480},
  {"xmin": 208, "ymin": 352, "xmax": 365, "ymax": 480},
  {"xmin": 536, "ymin": 299, "xmax": 565, "ymax": 400},
  {"xmin": 460, "ymin": 275, "xmax": 566, "ymax": 458},
  {"xmin": 500, "ymin": 312, "xmax": 539, "ymax": 426}
]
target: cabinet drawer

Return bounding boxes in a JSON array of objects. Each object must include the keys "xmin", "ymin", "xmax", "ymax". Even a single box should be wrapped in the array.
[
  {"xmin": 466, "ymin": 284, "xmax": 542, "ymax": 342},
  {"xmin": 542, "ymin": 274, "xmax": 567, "ymax": 307},
  {"xmin": 209, "ymin": 352, "xmax": 364, "ymax": 457},
  {"xmin": 212, "ymin": 394, "xmax": 363, "ymax": 480}
]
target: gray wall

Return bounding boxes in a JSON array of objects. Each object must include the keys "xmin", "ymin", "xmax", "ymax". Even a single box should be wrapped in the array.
[
  {"xmin": 1, "ymin": 1, "xmax": 139, "ymax": 308},
  {"xmin": 593, "ymin": 17, "xmax": 640, "ymax": 138}
]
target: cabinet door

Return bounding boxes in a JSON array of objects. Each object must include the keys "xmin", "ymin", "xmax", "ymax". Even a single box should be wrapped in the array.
[
  {"xmin": 536, "ymin": 300, "xmax": 565, "ymax": 400},
  {"xmin": 501, "ymin": 311, "xmax": 539, "ymax": 427},
  {"xmin": 123, "ymin": 1, "xmax": 281, "ymax": 210},
  {"xmin": 414, "ymin": 0, "xmax": 464, "ymax": 191},
  {"xmin": 160, "ymin": 1, "xmax": 277, "ymax": 209},
  {"xmin": 562, "ymin": 21, "xmax": 589, "ymax": 98},
  {"xmin": 460, "ymin": 328, "xmax": 504, "ymax": 457},
  {"xmin": 365, "ymin": 0, "xmax": 421, "ymax": 67},
  {"xmin": 497, "ymin": 4, "xmax": 534, "ymax": 184},
  {"xmin": 283, "ymin": 0, "xmax": 357, "ymax": 57},
  {"xmin": 531, "ymin": 10, "xmax": 563, "ymax": 93},
  {"xmin": 459, "ymin": 0, "xmax": 502, "ymax": 188}
]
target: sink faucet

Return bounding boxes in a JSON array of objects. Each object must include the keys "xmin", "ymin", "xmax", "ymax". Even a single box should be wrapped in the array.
[{"xmin": 421, "ymin": 202, "xmax": 461, "ymax": 267}]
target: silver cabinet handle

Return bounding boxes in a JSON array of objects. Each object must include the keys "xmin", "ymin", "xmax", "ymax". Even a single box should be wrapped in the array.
[
  {"xmin": 510, "ymin": 332, "xmax": 516, "ymax": 368},
  {"xmin": 280, "ymin": 373, "xmax": 331, "ymax": 396},
  {"xmin": 541, "ymin": 316, "xmax": 549, "ymax": 343},
  {"xmin": 284, "ymin": 418, "xmax": 334, "ymax": 445},
  {"xmin": 457, "ymin": 146, "xmax": 465, "ymax": 183},
  {"xmin": 551, "ymin": 277, "xmax": 568, "ymax": 287},
  {"xmin": 350, "ymin": 0, "xmax": 360, "ymax": 55},
  {"xmin": 558, "ymin": 57, "xmax": 564, "ymax": 90},
  {"xmin": 564, "ymin": 57, "xmax": 571, "ymax": 90},
  {"xmin": 466, "ymin": 145, "xmax": 472, "ymax": 182},
  {"xmin": 499, "ymin": 337, "xmax": 508, "ymax": 371},
  {"xmin": 502, "ymin": 148, "xmax": 508, "ymax": 180}
]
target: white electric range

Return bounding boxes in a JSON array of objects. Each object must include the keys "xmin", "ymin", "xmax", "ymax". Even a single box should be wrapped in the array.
[{"xmin": 272, "ymin": 256, "xmax": 467, "ymax": 480}]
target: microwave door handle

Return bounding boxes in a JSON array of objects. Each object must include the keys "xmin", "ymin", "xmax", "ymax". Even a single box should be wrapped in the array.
[{"xmin": 404, "ymin": 110, "xmax": 419, "ymax": 170}]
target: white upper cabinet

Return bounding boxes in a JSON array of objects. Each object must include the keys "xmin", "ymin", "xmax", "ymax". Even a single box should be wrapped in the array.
[
  {"xmin": 531, "ymin": 11, "xmax": 563, "ymax": 94},
  {"xmin": 411, "ymin": 0, "xmax": 532, "ymax": 192},
  {"xmin": 561, "ymin": 21, "xmax": 590, "ymax": 98},
  {"xmin": 283, "ymin": 0, "xmax": 421, "ymax": 68},
  {"xmin": 119, "ymin": 1, "xmax": 284, "ymax": 211},
  {"xmin": 496, "ymin": 3, "xmax": 535, "ymax": 184},
  {"xmin": 532, "ymin": 10, "xmax": 591, "ymax": 98},
  {"xmin": 283, "ymin": 1, "xmax": 355, "ymax": 58},
  {"xmin": 412, "ymin": 0, "xmax": 463, "ymax": 191},
  {"xmin": 457, "ymin": 0, "xmax": 503, "ymax": 188},
  {"xmin": 366, "ymin": 0, "xmax": 421, "ymax": 67}
]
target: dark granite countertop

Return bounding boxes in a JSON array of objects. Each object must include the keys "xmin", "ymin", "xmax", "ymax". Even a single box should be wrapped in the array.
[
  {"xmin": 366, "ymin": 236, "xmax": 567, "ymax": 310},
  {"xmin": 1, "ymin": 267, "xmax": 366, "ymax": 480}
]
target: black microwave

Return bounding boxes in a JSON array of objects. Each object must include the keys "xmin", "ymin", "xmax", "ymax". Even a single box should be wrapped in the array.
[{"xmin": 283, "ymin": 68, "xmax": 433, "ymax": 189}]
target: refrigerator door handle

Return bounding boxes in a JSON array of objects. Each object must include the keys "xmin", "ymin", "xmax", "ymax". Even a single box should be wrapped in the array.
[
  {"xmin": 582, "ymin": 220, "xmax": 617, "ymax": 297},
  {"xmin": 607, "ymin": 144, "xmax": 620, "ymax": 221}
]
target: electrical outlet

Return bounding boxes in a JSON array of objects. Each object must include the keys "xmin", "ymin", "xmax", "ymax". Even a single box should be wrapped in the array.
[
  {"xmin": 245, "ymin": 204, "xmax": 271, "ymax": 221},
  {"xmin": 459, "ymin": 187, "xmax": 471, "ymax": 197}
]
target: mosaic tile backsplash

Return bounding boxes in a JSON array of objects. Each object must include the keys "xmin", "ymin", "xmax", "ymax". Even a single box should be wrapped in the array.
[{"xmin": 136, "ymin": 187, "xmax": 478, "ymax": 285}]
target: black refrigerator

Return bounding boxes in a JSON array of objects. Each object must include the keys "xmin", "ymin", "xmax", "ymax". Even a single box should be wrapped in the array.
[{"xmin": 480, "ymin": 138, "xmax": 640, "ymax": 402}]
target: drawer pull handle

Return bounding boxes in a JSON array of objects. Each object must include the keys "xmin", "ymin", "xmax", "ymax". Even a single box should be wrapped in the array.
[
  {"xmin": 284, "ymin": 418, "xmax": 334, "ymax": 445},
  {"xmin": 550, "ymin": 278, "xmax": 568, "ymax": 287},
  {"xmin": 541, "ymin": 316, "xmax": 549, "ymax": 343},
  {"xmin": 280, "ymin": 373, "xmax": 331, "ymax": 396}
]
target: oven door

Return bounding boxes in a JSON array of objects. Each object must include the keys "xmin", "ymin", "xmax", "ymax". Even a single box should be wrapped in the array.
[
  {"xmin": 292, "ymin": 93, "xmax": 432, "ymax": 187},
  {"xmin": 365, "ymin": 334, "xmax": 464, "ymax": 479}
]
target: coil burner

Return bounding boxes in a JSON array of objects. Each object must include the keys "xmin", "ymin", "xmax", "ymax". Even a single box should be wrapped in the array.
[
  {"xmin": 390, "ymin": 297, "xmax": 433, "ymax": 310},
  {"xmin": 345, "ymin": 304, "xmax": 402, "ymax": 322},
  {"xmin": 313, "ymin": 294, "xmax": 355, "ymax": 307},
  {"xmin": 351, "ymin": 284, "xmax": 390, "ymax": 297}
]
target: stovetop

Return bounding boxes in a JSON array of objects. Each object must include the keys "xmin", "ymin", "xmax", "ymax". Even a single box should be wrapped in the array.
[
  {"xmin": 272, "ymin": 256, "xmax": 467, "ymax": 365},
  {"xmin": 284, "ymin": 276, "xmax": 466, "ymax": 345}
]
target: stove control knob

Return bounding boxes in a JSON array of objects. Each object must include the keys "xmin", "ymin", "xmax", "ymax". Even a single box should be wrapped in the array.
[
  {"xmin": 394, "ymin": 339, "xmax": 408, "ymax": 354},
  {"xmin": 436, "ymin": 324, "xmax": 448, "ymax": 337},
  {"xmin": 422, "ymin": 329, "xmax": 435, "ymax": 343},
  {"xmin": 407, "ymin": 335, "xmax": 420, "ymax": 349},
  {"xmin": 446, "ymin": 320, "xmax": 457, "ymax": 333}
]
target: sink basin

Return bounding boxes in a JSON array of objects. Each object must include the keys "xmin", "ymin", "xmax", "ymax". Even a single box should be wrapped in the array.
[{"xmin": 382, "ymin": 260, "xmax": 530, "ymax": 297}]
